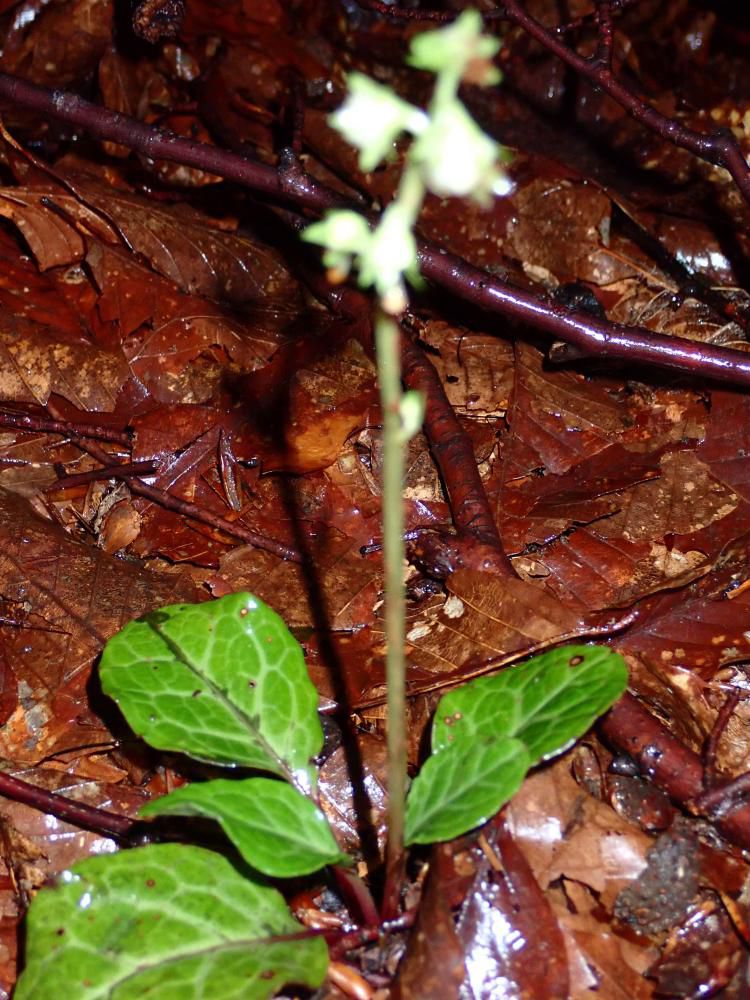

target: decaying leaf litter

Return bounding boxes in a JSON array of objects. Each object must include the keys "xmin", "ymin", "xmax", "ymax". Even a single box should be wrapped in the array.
[{"xmin": 0, "ymin": 0, "xmax": 747, "ymax": 995}]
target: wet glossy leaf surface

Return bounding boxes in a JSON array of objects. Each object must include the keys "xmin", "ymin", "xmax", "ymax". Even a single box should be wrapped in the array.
[
  {"xmin": 405, "ymin": 736, "xmax": 529, "ymax": 845},
  {"xmin": 140, "ymin": 777, "xmax": 346, "ymax": 876},
  {"xmin": 100, "ymin": 593, "xmax": 322, "ymax": 788},
  {"xmin": 405, "ymin": 646, "xmax": 626, "ymax": 845},
  {"xmin": 15, "ymin": 843, "xmax": 328, "ymax": 999},
  {"xmin": 0, "ymin": 0, "xmax": 748, "ymax": 994},
  {"xmin": 432, "ymin": 644, "xmax": 628, "ymax": 763}
]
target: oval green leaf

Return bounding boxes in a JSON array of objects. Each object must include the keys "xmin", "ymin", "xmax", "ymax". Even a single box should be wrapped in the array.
[
  {"xmin": 432, "ymin": 644, "xmax": 628, "ymax": 765},
  {"xmin": 140, "ymin": 777, "xmax": 347, "ymax": 877},
  {"xmin": 15, "ymin": 843, "xmax": 329, "ymax": 1000},
  {"xmin": 404, "ymin": 736, "xmax": 529, "ymax": 845},
  {"xmin": 99, "ymin": 593, "xmax": 322, "ymax": 789}
]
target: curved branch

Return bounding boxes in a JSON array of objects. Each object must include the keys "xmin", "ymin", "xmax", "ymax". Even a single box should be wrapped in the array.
[
  {"xmin": 500, "ymin": 0, "xmax": 750, "ymax": 207},
  {"xmin": 353, "ymin": 0, "xmax": 750, "ymax": 208},
  {"xmin": 2, "ymin": 72, "xmax": 750, "ymax": 388},
  {"xmin": 600, "ymin": 692, "xmax": 750, "ymax": 849}
]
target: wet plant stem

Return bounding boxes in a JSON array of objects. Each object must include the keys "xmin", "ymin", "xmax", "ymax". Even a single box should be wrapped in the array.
[{"xmin": 377, "ymin": 309, "xmax": 408, "ymax": 920}]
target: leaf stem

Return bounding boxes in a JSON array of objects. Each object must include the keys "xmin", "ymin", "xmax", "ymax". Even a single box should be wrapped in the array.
[{"xmin": 376, "ymin": 309, "xmax": 409, "ymax": 920}]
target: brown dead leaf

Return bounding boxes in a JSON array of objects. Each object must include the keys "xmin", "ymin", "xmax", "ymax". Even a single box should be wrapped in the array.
[
  {"xmin": 534, "ymin": 450, "xmax": 739, "ymax": 608},
  {"xmin": 392, "ymin": 844, "xmax": 465, "ymax": 1000},
  {"xmin": 0, "ymin": 314, "xmax": 128, "ymax": 411},
  {"xmin": 0, "ymin": 181, "xmax": 299, "ymax": 306},
  {"xmin": 318, "ymin": 731, "xmax": 388, "ymax": 856},
  {"xmin": 385, "ymin": 569, "xmax": 608, "ymax": 699},
  {"xmin": 502, "ymin": 343, "xmax": 634, "ymax": 479},
  {"xmin": 0, "ymin": 0, "xmax": 112, "ymax": 89},
  {"xmin": 0, "ymin": 229, "xmax": 86, "ymax": 338},
  {"xmin": 419, "ymin": 320, "xmax": 514, "ymax": 418},
  {"xmin": 280, "ymin": 339, "xmax": 379, "ymax": 473},
  {"xmin": 508, "ymin": 758, "xmax": 652, "ymax": 908},
  {"xmin": 0, "ymin": 490, "xmax": 199, "ymax": 767},
  {"xmin": 508, "ymin": 756, "xmax": 657, "ymax": 999},
  {"xmin": 209, "ymin": 532, "xmax": 381, "ymax": 632},
  {"xmin": 88, "ymin": 242, "xmax": 294, "ymax": 398},
  {"xmin": 505, "ymin": 176, "xmax": 612, "ymax": 285},
  {"xmin": 456, "ymin": 820, "xmax": 569, "ymax": 1000}
]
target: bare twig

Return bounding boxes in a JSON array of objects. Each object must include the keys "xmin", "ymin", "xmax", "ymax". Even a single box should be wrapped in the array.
[
  {"xmin": 44, "ymin": 403, "xmax": 302, "ymax": 562},
  {"xmin": 351, "ymin": 0, "xmax": 750, "ymax": 207},
  {"xmin": 0, "ymin": 769, "xmax": 134, "ymax": 839},
  {"xmin": 0, "ymin": 409, "xmax": 131, "ymax": 446},
  {"xmin": 1, "ymin": 72, "xmax": 750, "ymax": 388},
  {"xmin": 48, "ymin": 460, "xmax": 158, "ymax": 490},
  {"xmin": 498, "ymin": 0, "xmax": 750, "ymax": 207}
]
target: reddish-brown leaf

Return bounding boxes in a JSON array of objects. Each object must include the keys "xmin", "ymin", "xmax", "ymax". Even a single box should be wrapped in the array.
[{"xmin": 0, "ymin": 490, "xmax": 199, "ymax": 766}]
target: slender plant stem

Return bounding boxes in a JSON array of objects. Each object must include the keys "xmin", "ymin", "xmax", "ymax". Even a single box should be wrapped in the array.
[{"xmin": 376, "ymin": 310, "xmax": 408, "ymax": 920}]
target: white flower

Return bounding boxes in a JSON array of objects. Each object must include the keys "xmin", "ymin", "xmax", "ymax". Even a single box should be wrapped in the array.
[
  {"xmin": 302, "ymin": 210, "xmax": 372, "ymax": 278},
  {"xmin": 332, "ymin": 74, "xmax": 427, "ymax": 172},
  {"xmin": 413, "ymin": 103, "xmax": 504, "ymax": 202},
  {"xmin": 359, "ymin": 201, "xmax": 419, "ymax": 312},
  {"xmin": 408, "ymin": 9, "xmax": 500, "ymax": 81}
]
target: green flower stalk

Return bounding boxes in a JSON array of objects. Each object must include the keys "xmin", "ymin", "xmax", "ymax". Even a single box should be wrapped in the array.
[{"xmin": 303, "ymin": 8, "xmax": 512, "ymax": 916}]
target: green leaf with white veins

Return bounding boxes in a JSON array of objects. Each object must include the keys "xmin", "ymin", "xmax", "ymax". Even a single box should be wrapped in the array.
[
  {"xmin": 432, "ymin": 644, "xmax": 628, "ymax": 765},
  {"xmin": 140, "ymin": 777, "xmax": 347, "ymax": 877},
  {"xmin": 99, "ymin": 592, "xmax": 322, "ymax": 791},
  {"xmin": 405, "ymin": 736, "xmax": 530, "ymax": 844},
  {"xmin": 15, "ymin": 843, "xmax": 329, "ymax": 1000}
]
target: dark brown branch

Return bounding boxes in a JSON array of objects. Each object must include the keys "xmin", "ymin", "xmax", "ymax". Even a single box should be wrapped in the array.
[
  {"xmin": 0, "ymin": 769, "xmax": 134, "ymax": 839},
  {"xmin": 353, "ymin": 0, "xmax": 750, "ymax": 208},
  {"xmin": 400, "ymin": 332, "xmax": 513, "ymax": 575},
  {"xmin": 599, "ymin": 692, "xmax": 750, "ymax": 849},
  {"xmin": 44, "ymin": 404, "xmax": 302, "ymax": 562},
  {"xmin": 1, "ymin": 73, "xmax": 750, "ymax": 389},
  {"xmin": 499, "ymin": 0, "xmax": 750, "ymax": 206},
  {"xmin": 418, "ymin": 244, "xmax": 750, "ymax": 385},
  {"xmin": 0, "ymin": 72, "xmax": 341, "ymax": 210},
  {"xmin": 291, "ymin": 268, "xmax": 511, "ymax": 570},
  {"xmin": 0, "ymin": 409, "xmax": 131, "ymax": 446},
  {"xmin": 694, "ymin": 770, "xmax": 750, "ymax": 820},
  {"xmin": 47, "ymin": 460, "xmax": 158, "ymax": 490}
]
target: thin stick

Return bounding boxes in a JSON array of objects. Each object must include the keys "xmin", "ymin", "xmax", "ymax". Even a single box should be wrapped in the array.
[
  {"xmin": 0, "ymin": 769, "xmax": 134, "ymax": 839},
  {"xmin": 500, "ymin": 0, "xmax": 750, "ymax": 206},
  {"xmin": 695, "ymin": 770, "xmax": 750, "ymax": 820},
  {"xmin": 47, "ymin": 460, "xmax": 158, "ymax": 490},
  {"xmin": 0, "ymin": 409, "xmax": 131, "ymax": 446},
  {"xmin": 44, "ymin": 404, "xmax": 302, "ymax": 562},
  {"xmin": 1, "ymin": 73, "xmax": 750, "ymax": 387}
]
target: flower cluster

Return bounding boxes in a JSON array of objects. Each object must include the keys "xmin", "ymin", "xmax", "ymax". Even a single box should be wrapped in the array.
[{"xmin": 304, "ymin": 10, "xmax": 512, "ymax": 314}]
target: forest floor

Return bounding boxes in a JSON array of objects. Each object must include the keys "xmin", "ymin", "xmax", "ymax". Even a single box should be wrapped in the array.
[{"xmin": 0, "ymin": 0, "xmax": 748, "ymax": 996}]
